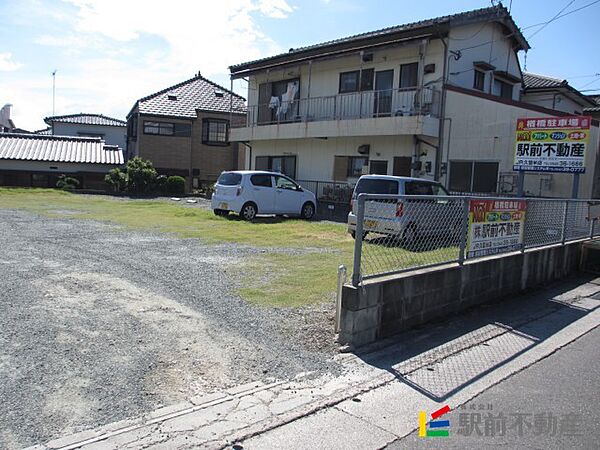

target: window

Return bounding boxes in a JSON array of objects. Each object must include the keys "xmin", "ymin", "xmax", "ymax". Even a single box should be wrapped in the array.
[
  {"xmin": 254, "ymin": 155, "xmax": 297, "ymax": 178},
  {"xmin": 275, "ymin": 175, "xmax": 299, "ymax": 190},
  {"xmin": 143, "ymin": 121, "xmax": 191, "ymax": 137},
  {"xmin": 369, "ymin": 160, "xmax": 388, "ymax": 175},
  {"xmin": 404, "ymin": 181, "xmax": 448, "ymax": 196},
  {"xmin": 348, "ymin": 156, "xmax": 369, "ymax": 177},
  {"xmin": 473, "ymin": 70, "xmax": 485, "ymax": 91},
  {"xmin": 339, "ymin": 69, "xmax": 374, "ymax": 93},
  {"xmin": 250, "ymin": 174, "xmax": 272, "ymax": 187},
  {"xmin": 494, "ymin": 79, "xmax": 513, "ymax": 100},
  {"xmin": 399, "ymin": 62, "xmax": 419, "ymax": 89},
  {"xmin": 339, "ymin": 71, "xmax": 360, "ymax": 93},
  {"xmin": 202, "ymin": 119, "xmax": 228, "ymax": 145},
  {"xmin": 217, "ymin": 172, "xmax": 242, "ymax": 186},
  {"xmin": 449, "ymin": 161, "xmax": 499, "ymax": 193},
  {"xmin": 355, "ymin": 178, "xmax": 399, "ymax": 195}
]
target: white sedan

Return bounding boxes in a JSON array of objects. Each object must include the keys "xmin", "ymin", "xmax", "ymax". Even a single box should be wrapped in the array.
[{"xmin": 211, "ymin": 171, "xmax": 317, "ymax": 220}]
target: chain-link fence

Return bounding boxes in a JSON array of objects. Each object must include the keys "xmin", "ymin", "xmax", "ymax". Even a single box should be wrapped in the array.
[{"xmin": 350, "ymin": 194, "xmax": 600, "ymax": 285}]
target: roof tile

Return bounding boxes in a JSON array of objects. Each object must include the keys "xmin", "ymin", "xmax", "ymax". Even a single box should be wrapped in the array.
[
  {"xmin": 134, "ymin": 75, "xmax": 246, "ymax": 118},
  {"xmin": 0, "ymin": 134, "xmax": 123, "ymax": 165}
]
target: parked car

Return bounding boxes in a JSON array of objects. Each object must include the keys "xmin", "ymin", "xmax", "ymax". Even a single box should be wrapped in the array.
[
  {"xmin": 347, "ymin": 175, "xmax": 461, "ymax": 243},
  {"xmin": 211, "ymin": 171, "xmax": 317, "ymax": 220}
]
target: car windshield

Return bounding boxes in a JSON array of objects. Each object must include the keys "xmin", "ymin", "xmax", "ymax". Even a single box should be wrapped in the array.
[
  {"xmin": 217, "ymin": 172, "xmax": 242, "ymax": 186},
  {"xmin": 354, "ymin": 178, "xmax": 399, "ymax": 195},
  {"xmin": 405, "ymin": 181, "xmax": 449, "ymax": 196}
]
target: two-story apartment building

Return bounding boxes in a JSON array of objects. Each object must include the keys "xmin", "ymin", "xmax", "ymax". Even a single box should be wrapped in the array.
[
  {"xmin": 44, "ymin": 113, "xmax": 127, "ymax": 152},
  {"xmin": 127, "ymin": 74, "xmax": 246, "ymax": 191},
  {"xmin": 230, "ymin": 5, "xmax": 600, "ymax": 199}
]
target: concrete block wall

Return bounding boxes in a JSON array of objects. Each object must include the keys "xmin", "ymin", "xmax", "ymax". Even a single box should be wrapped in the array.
[{"xmin": 340, "ymin": 241, "xmax": 583, "ymax": 348}]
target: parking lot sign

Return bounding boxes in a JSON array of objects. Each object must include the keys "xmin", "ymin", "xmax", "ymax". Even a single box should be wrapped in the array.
[{"xmin": 514, "ymin": 116, "xmax": 591, "ymax": 173}]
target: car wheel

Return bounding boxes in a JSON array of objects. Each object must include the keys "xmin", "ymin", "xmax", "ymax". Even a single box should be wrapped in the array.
[
  {"xmin": 350, "ymin": 230, "xmax": 368, "ymax": 240},
  {"xmin": 213, "ymin": 209, "xmax": 229, "ymax": 217},
  {"xmin": 301, "ymin": 202, "xmax": 316, "ymax": 220},
  {"xmin": 241, "ymin": 202, "xmax": 257, "ymax": 221}
]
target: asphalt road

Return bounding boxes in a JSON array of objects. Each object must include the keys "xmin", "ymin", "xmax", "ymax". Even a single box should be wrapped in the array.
[
  {"xmin": 0, "ymin": 209, "xmax": 339, "ymax": 449},
  {"xmin": 387, "ymin": 325, "xmax": 600, "ymax": 449}
]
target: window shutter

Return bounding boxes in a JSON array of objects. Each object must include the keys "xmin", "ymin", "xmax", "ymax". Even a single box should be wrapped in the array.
[{"xmin": 333, "ymin": 156, "xmax": 349, "ymax": 181}]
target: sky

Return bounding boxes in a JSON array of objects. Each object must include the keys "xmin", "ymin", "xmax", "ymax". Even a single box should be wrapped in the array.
[{"xmin": 1, "ymin": 0, "xmax": 599, "ymax": 131}]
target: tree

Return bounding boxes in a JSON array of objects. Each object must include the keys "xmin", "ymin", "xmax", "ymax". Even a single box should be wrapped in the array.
[
  {"xmin": 104, "ymin": 168, "xmax": 127, "ymax": 193},
  {"xmin": 125, "ymin": 157, "xmax": 157, "ymax": 194}
]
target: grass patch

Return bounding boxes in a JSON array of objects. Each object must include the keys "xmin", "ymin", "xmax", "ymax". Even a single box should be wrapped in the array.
[{"xmin": 0, "ymin": 188, "xmax": 456, "ymax": 307}]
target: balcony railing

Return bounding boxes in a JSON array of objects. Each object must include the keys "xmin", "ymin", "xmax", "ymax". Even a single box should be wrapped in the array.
[{"xmin": 234, "ymin": 87, "xmax": 440, "ymax": 128}]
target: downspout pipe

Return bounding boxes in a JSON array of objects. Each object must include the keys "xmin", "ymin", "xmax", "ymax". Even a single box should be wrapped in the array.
[{"xmin": 435, "ymin": 33, "xmax": 449, "ymax": 183}]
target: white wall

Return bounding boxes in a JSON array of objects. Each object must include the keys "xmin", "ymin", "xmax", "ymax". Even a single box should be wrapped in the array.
[
  {"xmin": 0, "ymin": 159, "xmax": 121, "ymax": 174},
  {"xmin": 249, "ymin": 135, "xmax": 437, "ymax": 181},
  {"xmin": 53, "ymin": 122, "xmax": 127, "ymax": 150},
  {"xmin": 448, "ymin": 22, "xmax": 522, "ymax": 101},
  {"xmin": 444, "ymin": 89, "xmax": 600, "ymax": 198},
  {"xmin": 521, "ymin": 92, "xmax": 584, "ymax": 115}
]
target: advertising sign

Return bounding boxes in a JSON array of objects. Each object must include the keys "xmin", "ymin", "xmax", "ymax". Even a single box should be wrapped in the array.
[
  {"xmin": 467, "ymin": 199, "xmax": 527, "ymax": 258},
  {"xmin": 514, "ymin": 115, "xmax": 591, "ymax": 173}
]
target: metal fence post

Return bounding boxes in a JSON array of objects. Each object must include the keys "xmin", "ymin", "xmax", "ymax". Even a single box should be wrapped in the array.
[
  {"xmin": 335, "ymin": 265, "xmax": 346, "ymax": 333},
  {"xmin": 561, "ymin": 200, "xmax": 569, "ymax": 244},
  {"xmin": 521, "ymin": 197, "xmax": 528, "ymax": 253},
  {"xmin": 458, "ymin": 197, "xmax": 470, "ymax": 264},
  {"xmin": 352, "ymin": 194, "xmax": 366, "ymax": 286}
]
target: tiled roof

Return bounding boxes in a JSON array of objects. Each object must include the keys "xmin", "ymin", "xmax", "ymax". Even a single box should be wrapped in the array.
[
  {"xmin": 44, "ymin": 113, "xmax": 127, "ymax": 127},
  {"xmin": 33, "ymin": 127, "xmax": 53, "ymax": 135},
  {"xmin": 230, "ymin": 4, "xmax": 529, "ymax": 73},
  {"xmin": 523, "ymin": 72, "xmax": 597, "ymax": 108},
  {"xmin": 133, "ymin": 75, "xmax": 246, "ymax": 119},
  {"xmin": 585, "ymin": 95, "xmax": 600, "ymax": 112},
  {"xmin": 523, "ymin": 72, "xmax": 565, "ymax": 89},
  {"xmin": 0, "ymin": 133, "xmax": 123, "ymax": 165}
]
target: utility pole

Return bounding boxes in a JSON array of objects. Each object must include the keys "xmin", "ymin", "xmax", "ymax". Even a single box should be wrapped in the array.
[{"xmin": 52, "ymin": 70, "xmax": 57, "ymax": 116}]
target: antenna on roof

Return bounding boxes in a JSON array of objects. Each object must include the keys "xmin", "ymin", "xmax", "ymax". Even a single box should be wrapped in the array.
[
  {"xmin": 52, "ymin": 70, "xmax": 57, "ymax": 116},
  {"xmin": 197, "ymin": 70, "xmax": 201, "ymax": 77}
]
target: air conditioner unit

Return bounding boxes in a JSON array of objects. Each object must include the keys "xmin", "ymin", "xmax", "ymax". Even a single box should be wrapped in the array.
[{"xmin": 357, "ymin": 144, "xmax": 370, "ymax": 155}]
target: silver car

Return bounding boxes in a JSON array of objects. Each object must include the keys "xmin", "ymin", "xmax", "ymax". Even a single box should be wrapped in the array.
[{"xmin": 347, "ymin": 175, "xmax": 461, "ymax": 243}]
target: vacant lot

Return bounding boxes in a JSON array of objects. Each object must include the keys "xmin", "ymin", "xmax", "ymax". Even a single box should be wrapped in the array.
[{"xmin": 0, "ymin": 189, "xmax": 452, "ymax": 448}]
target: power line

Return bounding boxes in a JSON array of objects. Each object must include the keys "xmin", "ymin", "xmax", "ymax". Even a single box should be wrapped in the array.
[
  {"xmin": 454, "ymin": 0, "xmax": 600, "ymax": 53},
  {"xmin": 527, "ymin": 0, "xmax": 575, "ymax": 40},
  {"xmin": 579, "ymin": 76, "xmax": 600, "ymax": 89}
]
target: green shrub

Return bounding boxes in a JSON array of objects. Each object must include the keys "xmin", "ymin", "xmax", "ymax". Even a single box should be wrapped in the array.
[
  {"xmin": 166, "ymin": 176, "xmax": 186, "ymax": 195},
  {"xmin": 56, "ymin": 175, "xmax": 80, "ymax": 190},
  {"xmin": 104, "ymin": 168, "xmax": 127, "ymax": 192},
  {"xmin": 126, "ymin": 157, "xmax": 157, "ymax": 194},
  {"xmin": 155, "ymin": 175, "xmax": 168, "ymax": 194}
]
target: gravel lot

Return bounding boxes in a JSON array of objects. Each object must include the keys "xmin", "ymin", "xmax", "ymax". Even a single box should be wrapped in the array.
[{"xmin": 0, "ymin": 209, "xmax": 340, "ymax": 449}]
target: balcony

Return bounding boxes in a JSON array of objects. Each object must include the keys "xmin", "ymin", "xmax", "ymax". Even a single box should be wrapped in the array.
[{"xmin": 231, "ymin": 87, "xmax": 441, "ymax": 141}]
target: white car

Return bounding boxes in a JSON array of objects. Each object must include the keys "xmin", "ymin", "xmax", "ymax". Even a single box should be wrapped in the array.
[{"xmin": 211, "ymin": 171, "xmax": 317, "ymax": 221}]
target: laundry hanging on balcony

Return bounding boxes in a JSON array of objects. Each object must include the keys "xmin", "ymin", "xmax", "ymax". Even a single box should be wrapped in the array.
[{"xmin": 271, "ymin": 81, "xmax": 298, "ymax": 117}]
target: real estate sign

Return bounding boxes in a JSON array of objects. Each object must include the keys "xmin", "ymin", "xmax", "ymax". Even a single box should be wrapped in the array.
[
  {"xmin": 467, "ymin": 199, "xmax": 527, "ymax": 258},
  {"xmin": 513, "ymin": 115, "xmax": 592, "ymax": 173}
]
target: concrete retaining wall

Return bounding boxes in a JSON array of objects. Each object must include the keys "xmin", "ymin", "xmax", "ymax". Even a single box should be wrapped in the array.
[{"xmin": 339, "ymin": 241, "xmax": 584, "ymax": 348}]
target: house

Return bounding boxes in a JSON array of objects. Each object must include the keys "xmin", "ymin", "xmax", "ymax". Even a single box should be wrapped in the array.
[
  {"xmin": 44, "ymin": 113, "xmax": 127, "ymax": 154},
  {"xmin": 584, "ymin": 95, "xmax": 600, "ymax": 120},
  {"xmin": 229, "ymin": 4, "xmax": 600, "ymax": 199},
  {"xmin": 0, "ymin": 133, "xmax": 123, "ymax": 189},
  {"xmin": 126, "ymin": 73, "xmax": 247, "ymax": 191},
  {"xmin": 521, "ymin": 73, "xmax": 597, "ymax": 115}
]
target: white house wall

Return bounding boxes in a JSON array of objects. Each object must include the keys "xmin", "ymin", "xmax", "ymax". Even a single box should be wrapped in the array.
[
  {"xmin": 0, "ymin": 159, "xmax": 121, "ymax": 174},
  {"xmin": 448, "ymin": 22, "xmax": 522, "ymax": 101},
  {"xmin": 53, "ymin": 122, "xmax": 127, "ymax": 150},
  {"xmin": 521, "ymin": 92, "xmax": 584, "ymax": 115},
  {"xmin": 250, "ymin": 134, "xmax": 437, "ymax": 182},
  {"xmin": 444, "ymin": 89, "xmax": 600, "ymax": 198}
]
